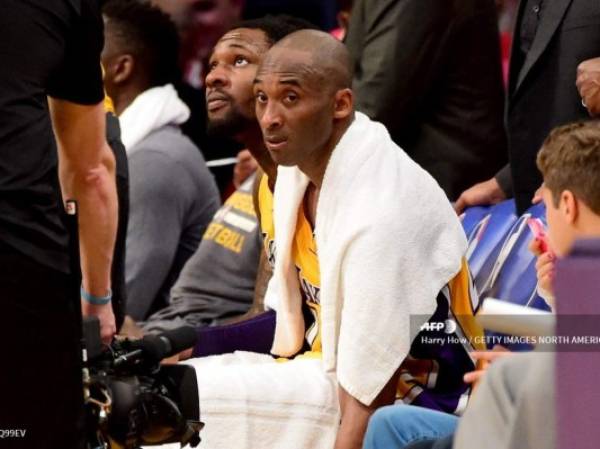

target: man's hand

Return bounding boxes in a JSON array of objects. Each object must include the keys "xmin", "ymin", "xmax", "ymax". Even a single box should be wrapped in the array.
[
  {"xmin": 119, "ymin": 315, "xmax": 145, "ymax": 339},
  {"xmin": 233, "ymin": 149, "xmax": 258, "ymax": 188},
  {"xmin": 176, "ymin": 347, "xmax": 194, "ymax": 361},
  {"xmin": 116, "ymin": 317, "xmax": 194, "ymax": 362},
  {"xmin": 454, "ymin": 177, "xmax": 507, "ymax": 214},
  {"xmin": 464, "ymin": 345, "xmax": 511, "ymax": 387},
  {"xmin": 531, "ymin": 184, "xmax": 544, "ymax": 204},
  {"xmin": 577, "ymin": 57, "xmax": 600, "ymax": 117},
  {"xmin": 529, "ymin": 238, "xmax": 556, "ymax": 308},
  {"xmin": 534, "ymin": 251, "xmax": 556, "ymax": 296},
  {"xmin": 81, "ymin": 301, "xmax": 116, "ymax": 344}
]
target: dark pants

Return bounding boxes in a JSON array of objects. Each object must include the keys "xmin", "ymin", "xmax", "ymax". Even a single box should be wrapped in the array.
[{"xmin": 0, "ymin": 244, "xmax": 85, "ymax": 449}]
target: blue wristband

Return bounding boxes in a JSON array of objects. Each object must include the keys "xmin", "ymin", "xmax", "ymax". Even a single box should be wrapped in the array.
[{"xmin": 81, "ymin": 286, "xmax": 112, "ymax": 305}]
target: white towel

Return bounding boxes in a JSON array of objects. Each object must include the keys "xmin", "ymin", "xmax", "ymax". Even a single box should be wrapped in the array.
[
  {"xmin": 148, "ymin": 352, "xmax": 340, "ymax": 449},
  {"xmin": 119, "ymin": 83, "xmax": 190, "ymax": 151},
  {"xmin": 270, "ymin": 112, "xmax": 468, "ymax": 406}
]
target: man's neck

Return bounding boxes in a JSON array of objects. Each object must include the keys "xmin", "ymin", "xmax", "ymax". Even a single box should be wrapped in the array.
[
  {"xmin": 300, "ymin": 151, "xmax": 331, "ymax": 190},
  {"xmin": 575, "ymin": 210, "xmax": 600, "ymax": 240},
  {"xmin": 113, "ymin": 87, "xmax": 143, "ymax": 117},
  {"xmin": 303, "ymin": 182, "xmax": 319, "ymax": 229},
  {"xmin": 299, "ymin": 119, "xmax": 352, "ymax": 189}
]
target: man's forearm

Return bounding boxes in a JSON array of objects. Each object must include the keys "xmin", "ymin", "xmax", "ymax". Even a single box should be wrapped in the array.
[
  {"xmin": 334, "ymin": 367, "xmax": 400, "ymax": 449},
  {"xmin": 334, "ymin": 396, "xmax": 374, "ymax": 449},
  {"xmin": 60, "ymin": 145, "xmax": 118, "ymax": 295},
  {"xmin": 224, "ymin": 250, "xmax": 271, "ymax": 325}
]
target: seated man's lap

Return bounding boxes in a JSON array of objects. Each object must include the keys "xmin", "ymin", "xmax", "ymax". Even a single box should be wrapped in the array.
[
  {"xmin": 179, "ymin": 352, "xmax": 340, "ymax": 449},
  {"xmin": 363, "ymin": 405, "xmax": 458, "ymax": 449}
]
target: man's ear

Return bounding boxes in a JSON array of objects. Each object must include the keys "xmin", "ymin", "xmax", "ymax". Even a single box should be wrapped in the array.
[
  {"xmin": 109, "ymin": 54, "xmax": 135, "ymax": 85},
  {"xmin": 333, "ymin": 88, "xmax": 353, "ymax": 120},
  {"xmin": 560, "ymin": 190, "xmax": 578, "ymax": 224}
]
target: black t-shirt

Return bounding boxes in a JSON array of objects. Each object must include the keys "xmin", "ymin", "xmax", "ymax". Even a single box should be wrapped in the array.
[{"xmin": 0, "ymin": 0, "xmax": 104, "ymax": 272}]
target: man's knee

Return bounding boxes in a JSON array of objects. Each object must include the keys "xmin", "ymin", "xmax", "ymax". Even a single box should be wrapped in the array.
[{"xmin": 364, "ymin": 405, "xmax": 418, "ymax": 447}]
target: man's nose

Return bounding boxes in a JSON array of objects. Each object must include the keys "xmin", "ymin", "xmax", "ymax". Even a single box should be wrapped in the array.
[
  {"xmin": 205, "ymin": 63, "xmax": 229, "ymax": 88},
  {"xmin": 260, "ymin": 101, "xmax": 283, "ymax": 130}
]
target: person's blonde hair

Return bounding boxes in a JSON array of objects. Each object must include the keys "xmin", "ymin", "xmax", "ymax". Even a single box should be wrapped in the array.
[{"xmin": 537, "ymin": 121, "xmax": 600, "ymax": 214}]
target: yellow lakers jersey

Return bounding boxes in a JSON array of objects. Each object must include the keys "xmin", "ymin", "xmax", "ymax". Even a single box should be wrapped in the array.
[{"xmin": 258, "ymin": 174, "xmax": 322, "ymax": 353}]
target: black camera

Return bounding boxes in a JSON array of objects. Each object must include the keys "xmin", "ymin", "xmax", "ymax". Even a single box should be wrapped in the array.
[{"xmin": 82, "ymin": 317, "xmax": 203, "ymax": 449}]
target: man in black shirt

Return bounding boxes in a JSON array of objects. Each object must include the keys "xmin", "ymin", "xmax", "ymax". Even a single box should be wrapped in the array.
[{"xmin": 0, "ymin": 1, "xmax": 118, "ymax": 448}]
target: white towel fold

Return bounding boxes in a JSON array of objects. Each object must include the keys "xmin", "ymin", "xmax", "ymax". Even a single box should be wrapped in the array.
[{"xmin": 270, "ymin": 112, "xmax": 468, "ymax": 406}]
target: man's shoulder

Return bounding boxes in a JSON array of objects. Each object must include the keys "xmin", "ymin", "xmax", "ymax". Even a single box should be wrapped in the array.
[
  {"xmin": 130, "ymin": 127, "xmax": 215, "ymax": 191},
  {"xmin": 133, "ymin": 126, "xmax": 213, "ymax": 177},
  {"xmin": 138, "ymin": 125, "xmax": 203, "ymax": 160}
]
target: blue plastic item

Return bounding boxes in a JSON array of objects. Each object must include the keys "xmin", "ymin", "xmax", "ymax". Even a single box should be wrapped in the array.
[{"xmin": 463, "ymin": 200, "xmax": 518, "ymax": 293}]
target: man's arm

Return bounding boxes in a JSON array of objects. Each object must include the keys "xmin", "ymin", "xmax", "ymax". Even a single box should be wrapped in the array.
[
  {"xmin": 224, "ymin": 171, "xmax": 274, "ymax": 325},
  {"xmin": 251, "ymin": 249, "xmax": 271, "ymax": 311},
  {"xmin": 335, "ymin": 367, "xmax": 401, "ymax": 449},
  {"xmin": 453, "ymin": 170, "xmax": 510, "ymax": 214},
  {"xmin": 454, "ymin": 353, "xmax": 554, "ymax": 449},
  {"xmin": 224, "ymin": 249, "xmax": 272, "ymax": 324},
  {"xmin": 49, "ymin": 98, "xmax": 118, "ymax": 343}
]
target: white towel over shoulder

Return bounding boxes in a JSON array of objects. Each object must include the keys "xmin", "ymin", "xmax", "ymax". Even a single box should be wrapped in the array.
[{"xmin": 270, "ymin": 112, "xmax": 467, "ymax": 406}]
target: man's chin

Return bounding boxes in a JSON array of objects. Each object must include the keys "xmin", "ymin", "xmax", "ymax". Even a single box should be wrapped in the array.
[
  {"xmin": 207, "ymin": 119, "xmax": 236, "ymax": 138},
  {"xmin": 207, "ymin": 107, "xmax": 228, "ymax": 123},
  {"xmin": 207, "ymin": 113, "xmax": 250, "ymax": 139},
  {"xmin": 268, "ymin": 152, "xmax": 296, "ymax": 167}
]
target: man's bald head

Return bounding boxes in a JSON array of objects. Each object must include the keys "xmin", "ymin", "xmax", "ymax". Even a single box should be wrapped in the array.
[
  {"xmin": 258, "ymin": 29, "xmax": 353, "ymax": 93},
  {"xmin": 253, "ymin": 30, "xmax": 354, "ymax": 173}
]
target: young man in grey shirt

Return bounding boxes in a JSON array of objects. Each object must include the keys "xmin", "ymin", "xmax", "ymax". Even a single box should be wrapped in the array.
[{"xmin": 102, "ymin": 0, "xmax": 220, "ymax": 320}]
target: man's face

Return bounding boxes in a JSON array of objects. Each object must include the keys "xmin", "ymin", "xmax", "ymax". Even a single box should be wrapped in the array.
[
  {"xmin": 542, "ymin": 185, "xmax": 575, "ymax": 257},
  {"xmin": 253, "ymin": 48, "xmax": 335, "ymax": 167},
  {"xmin": 205, "ymin": 28, "xmax": 270, "ymax": 137},
  {"xmin": 152, "ymin": 0, "xmax": 242, "ymax": 63}
]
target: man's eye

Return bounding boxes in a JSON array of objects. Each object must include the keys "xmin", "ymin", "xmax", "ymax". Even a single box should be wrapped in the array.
[
  {"xmin": 207, "ymin": 61, "xmax": 218, "ymax": 72},
  {"xmin": 234, "ymin": 56, "xmax": 249, "ymax": 67},
  {"xmin": 285, "ymin": 93, "xmax": 298, "ymax": 103},
  {"xmin": 255, "ymin": 92, "xmax": 267, "ymax": 103}
]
